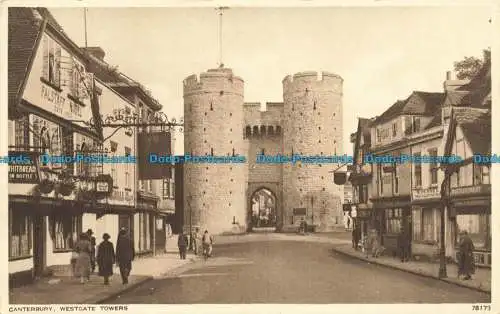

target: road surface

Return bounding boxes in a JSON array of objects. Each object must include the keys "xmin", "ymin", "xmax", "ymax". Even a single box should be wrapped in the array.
[{"xmin": 105, "ymin": 240, "xmax": 490, "ymax": 303}]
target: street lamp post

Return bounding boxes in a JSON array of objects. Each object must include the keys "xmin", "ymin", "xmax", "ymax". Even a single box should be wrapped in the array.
[{"xmin": 311, "ymin": 196, "xmax": 314, "ymax": 226}]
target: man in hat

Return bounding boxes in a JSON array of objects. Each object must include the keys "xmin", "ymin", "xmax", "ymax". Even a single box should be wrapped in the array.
[
  {"xmin": 86, "ymin": 229, "xmax": 97, "ymax": 273},
  {"xmin": 116, "ymin": 228, "xmax": 135, "ymax": 284}
]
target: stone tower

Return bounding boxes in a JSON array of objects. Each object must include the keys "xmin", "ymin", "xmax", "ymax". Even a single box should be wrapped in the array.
[
  {"xmin": 183, "ymin": 68, "xmax": 247, "ymax": 235},
  {"xmin": 282, "ymin": 71, "xmax": 344, "ymax": 231}
]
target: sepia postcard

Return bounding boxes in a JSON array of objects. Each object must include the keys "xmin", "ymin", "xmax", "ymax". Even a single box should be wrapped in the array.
[{"xmin": 1, "ymin": 1, "xmax": 497, "ymax": 314}]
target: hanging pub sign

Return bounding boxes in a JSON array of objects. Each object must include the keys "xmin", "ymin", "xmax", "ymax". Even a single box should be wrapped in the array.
[
  {"xmin": 342, "ymin": 204, "xmax": 352, "ymax": 212},
  {"xmin": 293, "ymin": 208, "xmax": 307, "ymax": 216},
  {"xmin": 334, "ymin": 172, "xmax": 347, "ymax": 185},
  {"xmin": 8, "ymin": 151, "xmax": 41, "ymax": 184},
  {"xmin": 138, "ymin": 131, "xmax": 172, "ymax": 180}
]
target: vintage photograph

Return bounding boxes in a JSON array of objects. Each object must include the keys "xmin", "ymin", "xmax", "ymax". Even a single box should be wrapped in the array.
[{"xmin": 7, "ymin": 5, "xmax": 492, "ymax": 305}]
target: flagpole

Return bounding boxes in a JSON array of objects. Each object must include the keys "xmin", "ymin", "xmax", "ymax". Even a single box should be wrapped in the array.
[{"xmin": 84, "ymin": 8, "xmax": 88, "ymax": 48}]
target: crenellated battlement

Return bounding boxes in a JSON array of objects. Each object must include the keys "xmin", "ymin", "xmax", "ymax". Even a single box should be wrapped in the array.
[
  {"xmin": 183, "ymin": 67, "xmax": 244, "ymax": 96},
  {"xmin": 283, "ymin": 71, "xmax": 343, "ymax": 94}
]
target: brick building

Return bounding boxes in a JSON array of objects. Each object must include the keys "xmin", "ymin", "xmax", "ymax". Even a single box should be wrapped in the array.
[{"xmin": 183, "ymin": 69, "xmax": 345, "ymax": 235}]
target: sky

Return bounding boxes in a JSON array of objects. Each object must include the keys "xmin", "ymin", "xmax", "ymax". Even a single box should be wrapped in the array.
[{"xmin": 50, "ymin": 6, "xmax": 492, "ymax": 155}]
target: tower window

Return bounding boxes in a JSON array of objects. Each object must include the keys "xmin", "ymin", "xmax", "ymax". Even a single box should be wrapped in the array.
[
  {"xmin": 210, "ymin": 101, "xmax": 213, "ymax": 111},
  {"xmin": 211, "ymin": 148, "xmax": 214, "ymax": 156},
  {"xmin": 318, "ymin": 126, "xmax": 321, "ymax": 130},
  {"xmin": 230, "ymin": 113, "xmax": 232, "ymax": 117},
  {"xmin": 205, "ymin": 112, "xmax": 207, "ymax": 116},
  {"xmin": 313, "ymin": 100, "xmax": 316, "ymax": 110},
  {"xmin": 322, "ymin": 187, "xmax": 326, "ymax": 191},
  {"xmin": 204, "ymin": 127, "xmax": 206, "ymax": 132},
  {"xmin": 232, "ymin": 148, "xmax": 235, "ymax": 157}
]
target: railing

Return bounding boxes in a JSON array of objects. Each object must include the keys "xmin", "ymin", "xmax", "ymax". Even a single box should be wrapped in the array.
[
  {"xmin": 412, "ymin": 186, "xmax": 440, "ymax": 201},
  {"xmin": 451, "ymin": 184, "xmax": 491, "ymax": 197}
]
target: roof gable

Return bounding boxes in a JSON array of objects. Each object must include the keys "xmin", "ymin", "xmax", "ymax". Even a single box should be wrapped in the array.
[
  {"xmin": 443, "ymin": 108, "xmax": 491, "ymax": 159},
  {"xmin": 8, "ymin": 8, "xmax": 45, "ymax": 111}
]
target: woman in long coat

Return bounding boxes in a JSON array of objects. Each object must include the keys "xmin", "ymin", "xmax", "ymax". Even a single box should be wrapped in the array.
[
  {"xmin": 74, "ymin": 233, "xmax": 92, "ymax": 284},
  {"xmin": 97, "ymin": 233, "xmax": 115, "ymax": 285},
  {"xmin": 458, "ymin": 230, "xmax": 475, "ymax": 280}
]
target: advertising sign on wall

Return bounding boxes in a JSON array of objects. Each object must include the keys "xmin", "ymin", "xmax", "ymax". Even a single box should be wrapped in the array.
[{"xmin": 8, "ymin": 151, "xmax": 40, "ymax": 184}]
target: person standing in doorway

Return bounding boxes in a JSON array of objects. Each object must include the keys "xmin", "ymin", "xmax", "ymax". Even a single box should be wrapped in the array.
[
  {"xmin": 86, "ymin": 229, "xmax": 97, "ymax": 273},
  {"xmin": 178, "ymin": 231, "xmax": 188, "ymax": 260},
  {"xmin": 97, "ymin": 233, "xmax": 115, "ymax": 285},
  {"xmin": 116, "ymin": 228, "xmax": 135, "ymax": 285},
  {"xmin": 75, "ymin": 233, "xmax": 92, "ymax": 284},
  {"xmin": 458, "ymin": 230, "xmax": 475, "ymax": 280}
]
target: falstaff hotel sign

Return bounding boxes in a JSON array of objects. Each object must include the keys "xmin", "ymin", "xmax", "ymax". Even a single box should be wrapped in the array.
[{"xmin": 7, "ymin": 151, "xmax": 41, "ymax": 184}]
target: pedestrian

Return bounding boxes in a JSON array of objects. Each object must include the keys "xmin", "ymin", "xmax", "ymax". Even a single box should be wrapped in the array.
[
  {"xmin": 70, "ymin": 247, "xmax": 79, "ymax": 278},
  {"xmin": 97, "ymin": 233, "xmax": 115, "ymax": 285},
  {"xmin": 352, "ymin": 223, "xmax": 360, "ymax": 250},
  {"xmin": 457, "ymin": 230, "xmax": 475, "ymax": 280},
  {"xmin": 398, "ymin": 225, "xmax": 411, "ymax": 262},
  {"xmin": 74, "ymin": 233, "xmax": 92, "ymax": 284},
  {"xmin": 193, "ymin": 228, "xmax": 201, "ymax": 255},
  {"xmin": 202, "ymin": 230, "xmax": 214, "ymax": 257},
  {"xmin": 86, "ymin": 229, "xmax": 97, "ymax": 273},
  {"xmin": 362, "ymin": 232, "xmax": 370, "ymax": 258},
  {"xmin": 178, "ymin": 231, "xmax": 188, "ymax": 260},
  {"xmin": 116, "ymin": 228, "xmax": 135, "ymax": 285}
]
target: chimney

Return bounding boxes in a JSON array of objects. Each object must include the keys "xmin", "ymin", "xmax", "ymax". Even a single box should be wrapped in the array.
[
  {"xmin": 443, "ymin": 70, "xmax": 470, "ymax": 92},
  {"xmin": 83, "ymin": 46, "xmax": 105, "ymax": 61}
]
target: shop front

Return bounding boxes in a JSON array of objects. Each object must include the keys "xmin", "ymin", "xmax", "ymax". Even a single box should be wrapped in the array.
[
  {"xmin": 372, "ymin": 196, "xmax": 412, "ymax": 257},
  {"xmin": 136, "ymin": 192, "xmax": 159, "ymax": 257},
  {"xmin": 449, "ymin": 184, "xmax": 491, "ymax": 268},
  {"xmin": 411, "ymin": 186, "xmax": 442, "ymax": 260}
]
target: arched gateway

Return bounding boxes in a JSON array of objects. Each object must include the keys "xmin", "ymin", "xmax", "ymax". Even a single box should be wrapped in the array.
[{"xmin": 247, "ymin": 183, "xmax": 282, "ymax": 232}]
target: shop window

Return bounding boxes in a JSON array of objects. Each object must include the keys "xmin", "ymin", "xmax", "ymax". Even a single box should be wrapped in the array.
[
  {"xmin": 456, "ymin": 214, "xmax": 491, "ymax": 250},
  {"xmin": 52, "ymin": 215, "xmax": 82, "ymax": 251},
  {"xmin": 412, "ymin": 208, "xmax": 422, "ymax": 241},
  {"xmin": 422, "ymin": 208, "xmax": 436, "ymax": 242},
  {"xmin": 385, "ymin": 208, "xmax": 402, "ymax": 234},
  {"xmin": 9, "ymin": 209, "xmax": 32, "ymax": 259}
]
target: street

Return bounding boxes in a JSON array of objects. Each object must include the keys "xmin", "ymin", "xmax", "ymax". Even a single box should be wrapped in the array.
[{"xmin": 104, "ymin": 239, "xmax": 490, "ymax": 303}]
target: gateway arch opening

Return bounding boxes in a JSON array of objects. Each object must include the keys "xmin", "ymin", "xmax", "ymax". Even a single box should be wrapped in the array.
[{"xmin": 249, "ymin": 188, "xmax": 277, "ymax": 232}]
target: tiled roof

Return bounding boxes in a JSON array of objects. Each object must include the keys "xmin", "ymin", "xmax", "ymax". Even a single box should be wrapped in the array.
[
  {"xmin": 84, "ymin": 50, "xmax": 162, "ymax": 110},
  {"xmin": 373, "ymin": 91, "xmax": 444, "ymax": 125},
  {"xmin": 8, "ymin": 8, "xmax": 44, "ymax": 107},
  {"xmin": 455, "ymin": 109, "xmax": 491, "ymax": 155},
  {"xmin": 425, "ymin": 111, "xmax": 442, "ymax": 130}
]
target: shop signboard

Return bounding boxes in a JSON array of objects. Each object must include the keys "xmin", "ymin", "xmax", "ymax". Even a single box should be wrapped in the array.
[{"xmin": 8, "ymin": 151, "xmax": 40, "ymax": 184}]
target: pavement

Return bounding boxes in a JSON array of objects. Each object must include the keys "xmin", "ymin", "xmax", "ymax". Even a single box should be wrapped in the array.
[
  {"xmin": 330, "ymin": 242, "xmax": 491, "ymax": 294},
  {"xmin": 9, "ymin": 252, "xmax": 196, "ymax": 304},
  {"xmin": 103, "ymin": 239, "xmax": 490, "ymax": 303}
]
